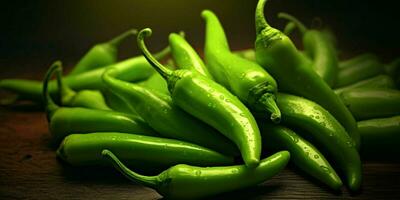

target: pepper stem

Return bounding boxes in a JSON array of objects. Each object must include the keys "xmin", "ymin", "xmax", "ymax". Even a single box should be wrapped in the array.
[
  {"xmin": 277, "ymin": 12, "xmax": 308, "ymax": 35},
  {"xmin": 107, "ymin": 29, "xmax": 138, "ymax": 47},
  {"xmin": 283, "ymin": 22, "xmax": 297, "ymax": 35},
  {"xmin": 42, "ymin": 61, "xmax": 62, "ymax": 121},
  {"xmin": 137, "ymin": 28, "xmax": 172, "ymax": 79},
  {"xmin": 54, "ymin": 66, "xmax": 76, "ymax": 106},
  {"xmin": 255, "ymin": 0, "xmax": 270, "ymax": 34},
  {"xmin": 101, "ymin": 149, "xmax": 159, "ymax": 188},
  {"xmin": 259, "ymin": 93, "xmax": 281, "ymax": 123}
]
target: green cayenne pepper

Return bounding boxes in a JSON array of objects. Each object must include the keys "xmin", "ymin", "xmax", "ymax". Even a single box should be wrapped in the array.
[
  {"xmin": 103, "ymin": 149, "xmax": 290, "ymax": 199},
  {"xmin": 273, "ymin": 93, "xmax": 362, "ymax": 191},
  {"xmin": 254, "ymin": 0, "xmax": 359, "ymax": 149},
  {"xmin": 202, "ymin": 10, "xmax": 281, "ymax": 123},
  {"xmin": 259, "ymin": 122, "xmax": 342, "ymax": 190},
  {"xmin": 339, "ymin": 88, "xmax": 400, "ymax": 120},
  {"xmin": 57, "ymin": 133, "xmax": 234, "ymax": 169},
  {"xmin": 138, "ymin": 28, "xmax": 261, "ymax": 168}
]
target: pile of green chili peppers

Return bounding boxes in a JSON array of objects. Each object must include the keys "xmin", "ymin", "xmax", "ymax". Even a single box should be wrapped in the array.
[{"xmin": 1, "ymin": 0, "xmax": 400, "ymax": 198}]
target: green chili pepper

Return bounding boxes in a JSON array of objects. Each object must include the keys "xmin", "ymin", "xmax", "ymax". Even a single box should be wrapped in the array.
[
  {"xmin": 138, "ymin": 28, "xmax": 261, "ymax": 168},
  {"xmin": 358, "ymin": 116, "xmax": 400, "ymax": 158},
  {"xmin": 278, "ymin": 12, "xmax": 339, "ymax": 87},
  {"xmin": 339, "ymin": 88, "xmax": 400, "ymax": 120},
  {"xmin": 169, "ymin": 33, "xmax": 213, "ymax": 78},
  {"xmin": 49, "ymin": 62, "xmax": 111, "ymax": 110},
  {"xmin": 43, "ymin": 62, "xmax": 156, "ymax": 142},
  {"xmin": 102, "ymin": 149, "xmax": 290, "ymax": 199},
  {"xmin": 259, "ymin": 122, "xmax": 342, "ymax": 190},
  {"xmin": 69, "ymin": 29, "xmax": 137, "ymax": 75},
  {"xmin": 102, "ymin": 68, "xmax": 238, "ymax": 156},
  {"xmin": 57, "ymin": 132, "xmax": 234, "ymax": 169},
  {"xmin": 339, "ymin": 53, "xmax": 379, "ymax": 69},
  {"xmin": 202, "ymin": 10, "xmax": 281, "ymax": 123},
  {"xmin": 334, "ymin": 75, "xmax": 396, "ymax": 95},
  {"xmin": 254, "ymin": 0, "xmax": 359, "ymax": 148},
  {"xmin": 336, "ymin": 57, "xmax": 384, "ymax": 88},
  {"xmin": 0, "ymin": 47, "xmax": 169, "ymax": 103},
  {"xmin": 233, "ymin": 48, "xmax": 256, "ymax": 61},
  {"xmin": 272, "ymin": 93, "xmax": 362, "ymax": 191}
]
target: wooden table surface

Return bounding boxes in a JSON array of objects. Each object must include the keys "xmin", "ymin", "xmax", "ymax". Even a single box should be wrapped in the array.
[{"xmin": 1, "ymin": 61, "xmax": 400, "ymax": 200}]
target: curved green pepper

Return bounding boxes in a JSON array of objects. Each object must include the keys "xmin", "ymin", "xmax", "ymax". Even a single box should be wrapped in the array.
[
  {"xmin": 202, "ymin": 10, "xmax": 281, "ymax": 123},
  {"xmin": 43, "ymin": 62, "xmax": 156, "ymax": 142},
  {"xmin": 69, "ymin": 29, "xmax": 137, "ymax": 75},
  {"xmin": 169, "ymin": 32, "xmax": 213, "ymax": 78},
  {"xmin": 336, "ymin": 57, "xmax": 384, "ymax": 87},
  {"xmin": 254, "ymin": 0, "xmax": 359, "ymax": 149},
  {"xmin": 339, "ymin": 53, "xmax": 379, "ymax": 69},
  {"xmin": 339, "ymin": 88, "xmax": 400, "ymax": 120},
  {"xmin": 102, "ymin": 68, "xmax": 238, "ymax": 156},
  {"xmin": 57, "ymin": 132, "xmax": 234, "ymax": 169},
  {"xmin": 0, "ymin": 47, "xmax": 169, "ymax": 103},
  {"xmin": 358, "ymin": 116, "xmax": 400, "ymax": 158},
  {"xmin": 259, "ymin": 122, "xmax": 342, "ymax": 190},
  {"xmin": 278, "ymin": 12, "xmax": 339, "ymax": 87},
  {"xmin": 138, "ymin": 28, "xmax": 261, "ymax": 168},
  {"xmin": 103, "ymin": 149, "xmax": 290, "ymax": 199},
  {"xmin": 273, "ymin": 93, "xmax": 362, "ymax": 191},
  {"xmin": 334, "ymin": 75, "xmax": 396, "ymax": 95}
]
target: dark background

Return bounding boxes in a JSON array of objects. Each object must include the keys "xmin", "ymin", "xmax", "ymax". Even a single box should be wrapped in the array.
[{"xmin": 1, "ymin": 0, "xmax": 399, "ymax": 77}]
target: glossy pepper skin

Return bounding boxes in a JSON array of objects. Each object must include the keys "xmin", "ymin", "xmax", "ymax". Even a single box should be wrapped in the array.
[
  {"xmin": 0, "ymin": 47, "xmax": 169, "ymax": 103},
  {"xmin": 334, "ymin": 75, "xmax": 396, "ymax": 95},
  {"xmin": 50, "ymin": 62, "xmax": 111, "ymax": 111},
  {"xmin": 278, "ymin": 13, "xmax": 339, "ymax": 87},
  {"xmin": 138, "ymin": 28, "xmax": 261, "ymax": 168},
  {"xmin": 42, "ymin": 62, "xmax": 156, "ymax": 142},
  {"xmin": 202, "ymin": 10, "xmax": 281, "ymax": 123},
  {"xmin": 358, "ymin": 116, "xmax": 400, "ymax": 158},
  {"xmin": 57, "ymin": 133, "xmax": 234, "ymax": 169},
  {"xmin": 103, "ymin": 149, "xmax": 290, "ymax": 200},
  {"xmin": 69, "ymin": 29, "xmax": 137, "ymax": 75},
  {"xmin": 169, "ymin": 33, "xmax": 213, "ymax": 78},
  {"xmin": 339, "ymin": 88, "xmax": 400, "ymax": 120},
  {"xmin": 254, "ymin": 0, "xmax": 359, "ymax": 148},
  {"xmin": 102, "ymin": 68, "xmax": 238, "ymax": 156},
  {"xmin": 336, "ymin": 57, "xmax": 384, "ymax": 88},
  {"xmin": 259, "ymin": 122, "xmax": 342, "ymax": 190},
  {"xmin": 274, "ymin": 93, "xmax": 362, "ymax": 191}
]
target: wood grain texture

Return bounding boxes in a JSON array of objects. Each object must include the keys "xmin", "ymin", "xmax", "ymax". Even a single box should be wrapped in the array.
[{"xmin": 0, "ymin": 107, "xmax": 399, "ymax": 200}]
